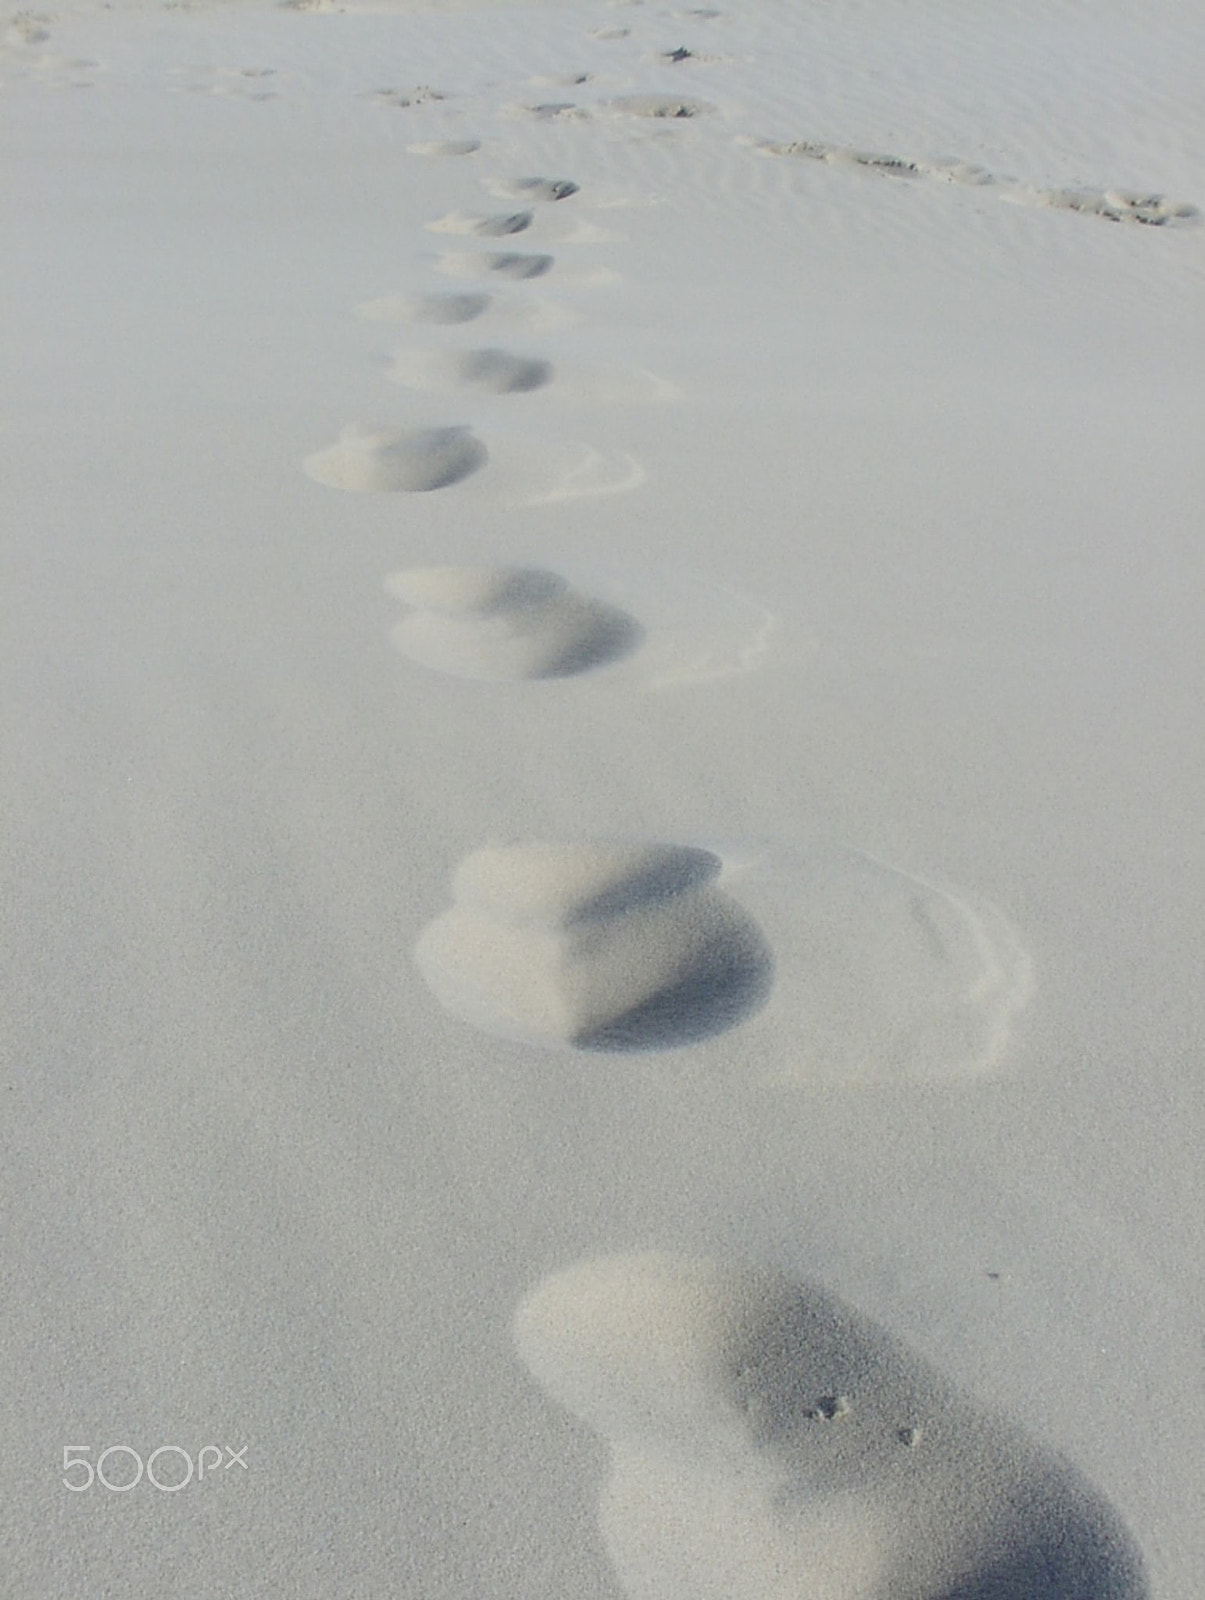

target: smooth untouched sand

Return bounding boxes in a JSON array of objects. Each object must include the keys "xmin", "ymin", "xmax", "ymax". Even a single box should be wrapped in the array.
[{"xmin": 3, "ymin": 0, "xmax": 1203, "ymax": 1596}]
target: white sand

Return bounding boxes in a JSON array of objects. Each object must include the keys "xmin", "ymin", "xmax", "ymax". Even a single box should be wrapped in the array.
[{"xmin": 3, "ymin": 0, "xmax": 1203, "ymax": 1594}]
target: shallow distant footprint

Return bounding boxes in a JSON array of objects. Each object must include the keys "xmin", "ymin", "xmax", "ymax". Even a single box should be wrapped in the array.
[
  {"xmin": 484, "ymin": 176, "xmax": 581, "ymax": 203},
  {"xmin": 303, "ymin": 424, "xmax": 485, "ymax": 491},
  {"xmin": 609, "ymin": 94, "xmax": 716, "ymax": 118},
  {"xmin": 515, "ymin": 1252, "xmax": 1148, "ymax": 1600},
  {"xmin": 388, "ymin": 347, "xmax": 552, "ymax": 395},
  {"xmin": 414, "ymin": 842, "xmax": 773, "ymax": 1050},
  {"xmin": 384, "ymin": 566, "xmax": 641, "ymax": 681},
  {"xmin": 356, "ymin": 291, "xmax": 491, "ymax": 325},
  {"xmin": 406, "ymin": 138, "xmax": 481, "ymax": 157},
  {"xmin": 427, "ymin": 209, "xmax": 534, "ymax": 237},
  {"xmin": 437, "ymin": 251, "xmax": 556, "ymax": 280}
]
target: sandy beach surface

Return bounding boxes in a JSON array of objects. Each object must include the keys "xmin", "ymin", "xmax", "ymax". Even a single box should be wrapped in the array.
[{"xmin": 4, "ymin": 0, "xmax": 1203, "ymax": 1594}]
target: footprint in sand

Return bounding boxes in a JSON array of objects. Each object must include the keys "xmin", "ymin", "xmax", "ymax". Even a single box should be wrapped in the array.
[
  {"xmin": 384, "ymin": 567, "xmax": 642, "ymax": 682},
  {"xmin": 415, "ymin": 842, "xmax": 773, "ymax": 1051},
  {"xmin": 427, "ymin": 209, "xmax": 534, "ymax": 237},
  {"xmin": 609, "ymin": 94, "xmax": 716, "ymax": 118},
  {"xmin": 511, "ymin": 101, "xmax": 592, "ymax": 122},
  {"xmin": 388, "ymin": 347, "xmax": 553, "ymax": 395},
  {"xmin": 167, "ymin": 64, "xmax": 283, "ymax": 100},
  {"xmin": 1002, "ymin": 185, "xmax": 1199, "ymax": 227},
  {"xmin": 303, "ymin": 424, "xmax": 485, "ymax": 492},
  {"xmin": 356, "ymin": 291, "xmax": 491, "ymax": 325},
  {"xmin": 515, "ymin": 1252, "xmax": 1148, "ymax": 1600},
  {"xmin": 406, "ymin": 138, "xmax": 481, "ymax": 157},
  {"xmin": 483, "ymin": 176, "xmax": 580, "ymax": 204},
  {"xmin": 365, "ymin": 84, "xmax": 446, "ymax": 108},
  {"xmin": 437, "ymin": 251, "xmax": 556, "ymax": 281}
]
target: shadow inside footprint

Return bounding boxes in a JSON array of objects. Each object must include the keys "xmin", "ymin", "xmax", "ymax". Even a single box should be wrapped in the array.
[
  {"xmin": 486, "ymin": 252, "xmax": 555, "ymax": 278},
  {"xmin": 304, "ymin": 425, "xmax": 485, "ymax": 492},
  {"xmin": 459, "ymin": 349, "xmax": 553, "ymax": 393},
  {"xmin": 578, "ymin": 917, "xmax": 774, "ymax": 1051}
]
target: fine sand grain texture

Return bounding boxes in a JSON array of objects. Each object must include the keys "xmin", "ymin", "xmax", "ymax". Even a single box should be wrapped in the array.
[{"xmin": 3, "ymin": 0, "xmax": 1203, "ymax": 1595}]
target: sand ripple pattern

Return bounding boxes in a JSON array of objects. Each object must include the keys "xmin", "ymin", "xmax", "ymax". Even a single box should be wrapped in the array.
[
  {"xmin": 385, "ymin": 567, "xmax": 641, "ymax": 681},
  {"xmin": 415, "ymin": 842, "xmax": 773, "ymax": 1051},
  {"xmin": 515, "ymin": 1253, "xmax": 1149, "ymax": 1600}
]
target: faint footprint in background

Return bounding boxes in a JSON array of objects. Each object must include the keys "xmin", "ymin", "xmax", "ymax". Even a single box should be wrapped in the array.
[
  {"xmin": 415, "ymin": 841, "xmax": 773, "ymax": 1051},
  {"xmin": 303, "ymin": 424, "xmax": 485, "ymax": 491},
  {"xmin": 357, "ymin": 291, "xmax": 492, "ymax": 325},
  {"xmin": 509, "ymin": 101, "xmax": 593, "ymax": 122},
  {"xmin": 436, "ymin": 251, "xmax": 556, "ymax": 280},
  {"xmin": 167, "ymin": 65, "xmax": 283, "ymax": 100},
  {"xmin": 384, "ymin": 566, "xmax": 642, "ymax": 681},
  {"xmin": 609, "ymin": 94, "xmax": 717, "ymax": 118},
  {"xmin": 407, "ymin": 138, "xmax": 481, "ymax": 157},
  {"xmin": 515, "ymin": 1252, "xmax": 1148, "ymax": 1600},
  {"xmin": 365, "ymin": 84, "xmax": 446, "ymax": 109},
  {"xmin": 388, "ymin": 347, "xmax": 553, "ymax": 395},
  {"xmin": 427, "ymin": 209, "xmax": 534, "ymax": 237},
  {"xmin": 3, "ymin": 14, "xmax": 101, "ymax": 88},
  {"xmin": 484, "ymin": 176, "xmax": 581, "ymax": 204}
]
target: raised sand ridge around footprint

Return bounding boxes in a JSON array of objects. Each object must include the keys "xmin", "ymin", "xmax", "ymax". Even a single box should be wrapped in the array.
[
  {"xmin": 385, "ymin": 567, "xmax": 641, "ymax": 681},
  {"xmin": 729, "ymin": 844, "xmax": 1034, "ymax": 1085},
  {"xmin": 515, "ymin": 1253, "xmax": 1148, "ymax": 1600},
  {"xmin": 414, "ymin": 841, "xmax": 773, "ymax": 1050}
]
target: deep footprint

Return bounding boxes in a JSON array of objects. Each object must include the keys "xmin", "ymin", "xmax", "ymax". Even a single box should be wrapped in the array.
[
  {"xmin": 384, "ymin": 566, "xmax": 641, "ymax": 681},
  {"xmin": 303, "ymin": 425, "xmax": 485, "ymax": 491},
  {"xmin": 515, "ymin": 1253, "xmax": 1149, "ymax": 1600},
  {"xmin": 388, "ymin": 347, "xmax": 552, "ymax": 395},
  {"xmin": 414, "ymin": 842, "xmax": 773, "ymax": 1050}
]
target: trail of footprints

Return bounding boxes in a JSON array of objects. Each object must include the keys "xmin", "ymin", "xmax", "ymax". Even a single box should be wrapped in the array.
[
  {"xmin": 755, "ymin": 137, "xmax": 1198, "ymax": 227},
  {"xmin": 293, "ymin": 22, "xmax": 1148, "ymax": 1596}
]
